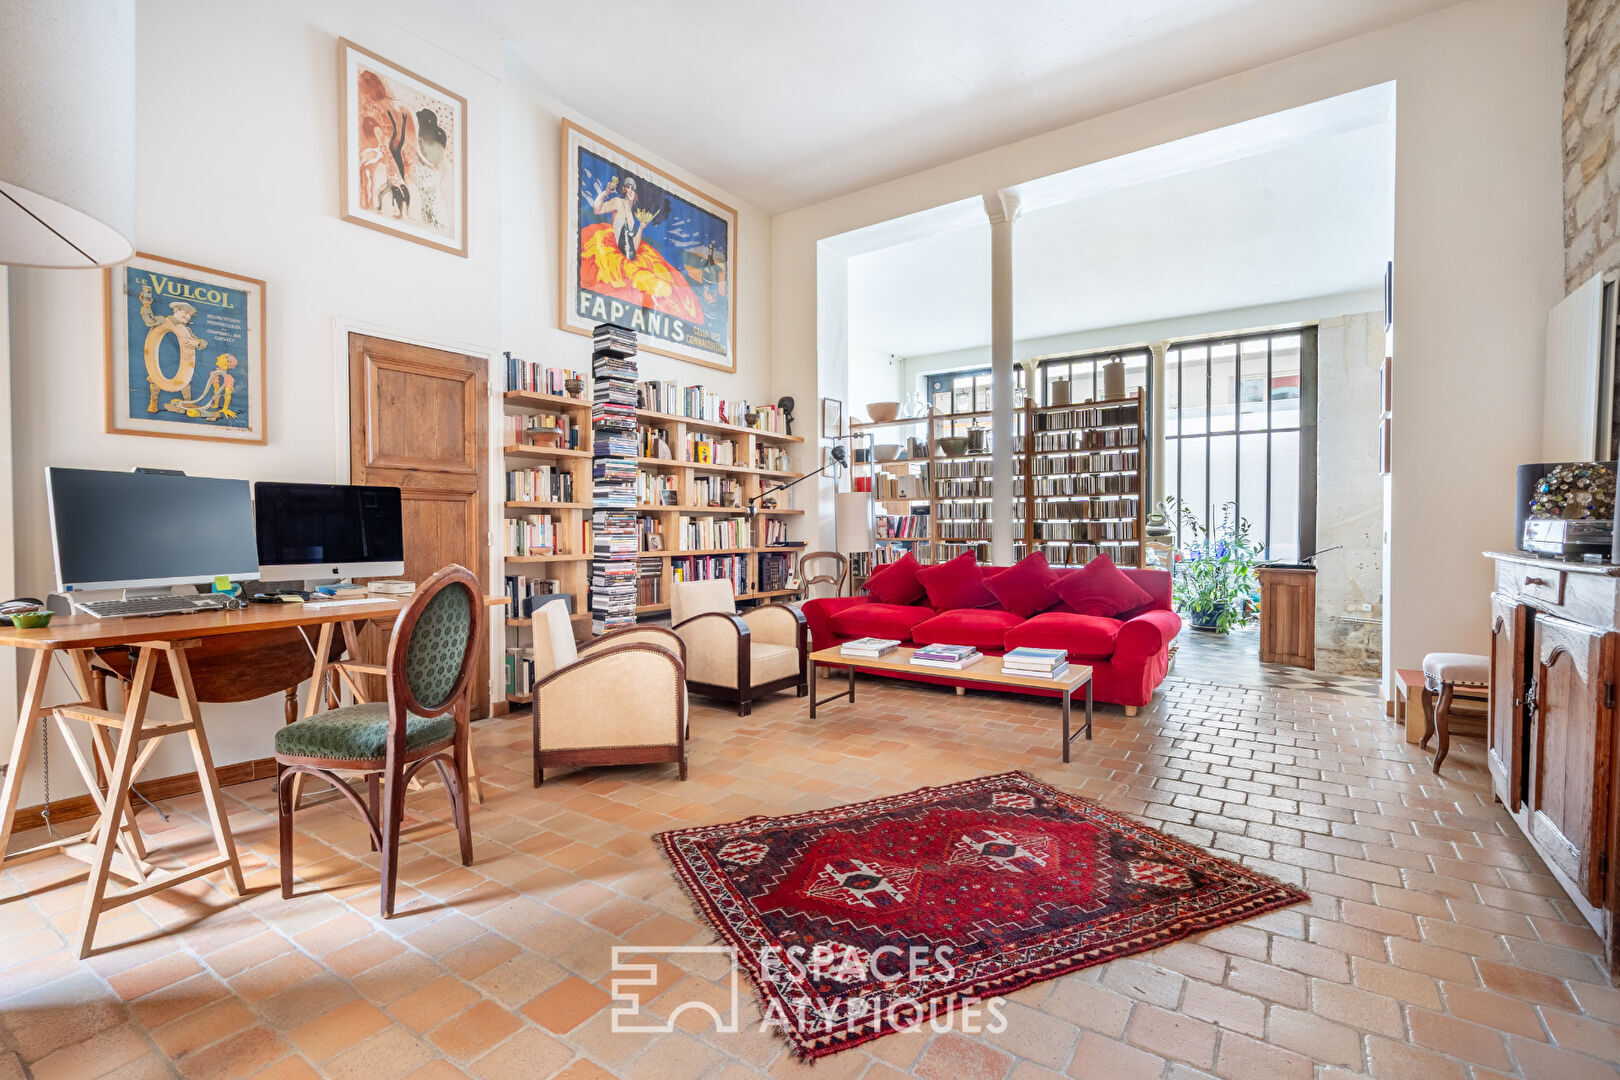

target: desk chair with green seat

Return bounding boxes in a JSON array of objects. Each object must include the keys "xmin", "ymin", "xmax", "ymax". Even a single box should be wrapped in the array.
[{"xmin": 274, "ymin": 565, "xmax": 485, "ymax": 917}]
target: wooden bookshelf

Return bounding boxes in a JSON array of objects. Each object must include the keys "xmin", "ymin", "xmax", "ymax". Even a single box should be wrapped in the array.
[
  {"xmin": 500, "ymin": 379, "xmax": 594, "ymax": 707},
  {"xmin": 861, "ymin": 389, "xmax": 1148, "ymax": 573},
  {"xmin": 630, "ymin": 404, "xmax": 806, "ymax": 613}
]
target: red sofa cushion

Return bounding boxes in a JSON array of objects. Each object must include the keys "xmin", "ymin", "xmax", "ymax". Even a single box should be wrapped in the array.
[
  {"xmin": 828, "ymin": 602, "xmax": 935, "ymax": 642},
  {"xmin": 915, "ymin": 552, "xmax": 998, "ymax": 611},
  {"xmin": 911, "ymin": 609, "xmax": 1024, "ymax": 651},
  {"xmin": 984, "ymin": 551, "xmax": 1060, "ymax": 619},
  {"xmin": 1004, "ymin": 611, "xmax": 1123, "ymax": 661},
  {"xmin": 863, "ymin": 552, "xmax": 925, "ymax": 606},
  {"xmin": 1054, "ymin": 554, "xmax": 1153, "ymax": 618}
]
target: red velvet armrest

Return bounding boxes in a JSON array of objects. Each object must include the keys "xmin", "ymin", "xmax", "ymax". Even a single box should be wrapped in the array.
[
  {"xmin": 801, "ymin": 595, "xmax": 871, "ymax": 652},
  {"xmin": 1113, "ymin": 609, "xmax": 1183, "ymax": 664}
]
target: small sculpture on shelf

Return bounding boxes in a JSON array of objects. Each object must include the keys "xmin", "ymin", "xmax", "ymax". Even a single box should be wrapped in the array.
[
  {"xmin": 565, "ymin": 375, "xmax": 585, "ymax": 399},
  {"xmin": 778, "ymin": 395, "xmax": 795, "ymax": 436}
]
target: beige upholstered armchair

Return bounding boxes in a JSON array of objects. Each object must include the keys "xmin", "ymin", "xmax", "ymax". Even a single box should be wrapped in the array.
[
  {"xmin": 671, "ymin": 580, "xmax": 807, "ymax": 716},
  {"xmin": 529, "ymin": 603, "xmax": 688, "ymax": 785}
]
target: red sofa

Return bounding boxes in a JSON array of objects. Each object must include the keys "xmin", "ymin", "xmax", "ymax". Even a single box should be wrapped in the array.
[{"xmin": 802, "ymin": 563, "xmax": 1181, "ymax": 712}]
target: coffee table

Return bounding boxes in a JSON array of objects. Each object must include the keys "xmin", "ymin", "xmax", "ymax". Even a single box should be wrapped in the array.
[{"xmin": 807, "ymin": 645, "xmax": 1094, "ymax": 761}]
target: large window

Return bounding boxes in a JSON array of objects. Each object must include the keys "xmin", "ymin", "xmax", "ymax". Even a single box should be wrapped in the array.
[
  {"xmin": 925, "ymin": 366, "xmax": 1026, "ymax": 437},
  {"xmin": 1163, "ymin": 328, "xmax": 1316, "ymax": 561},
  {"xmin": 1035, "ymin": 348, "xmax": 1152, "ymax": 405}
]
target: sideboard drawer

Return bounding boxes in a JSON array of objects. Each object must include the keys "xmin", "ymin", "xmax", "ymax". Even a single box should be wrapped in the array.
[{"xmin": 1517, "ymin": 567, "xmax": 1566, "ymax": 607}]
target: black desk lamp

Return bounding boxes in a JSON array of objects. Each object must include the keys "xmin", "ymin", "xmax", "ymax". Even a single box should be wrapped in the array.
[{"xmin": 748, "ymin": 444, "xmax": 847, "ymax": 519}]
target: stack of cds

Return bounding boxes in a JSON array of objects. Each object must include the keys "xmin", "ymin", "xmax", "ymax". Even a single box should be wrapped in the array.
[{"xmin": 590, "ymin": 323, "xmax": 640, "ymax": 633}]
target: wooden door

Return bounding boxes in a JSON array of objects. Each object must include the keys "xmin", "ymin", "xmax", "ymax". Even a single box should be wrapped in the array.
[
  {"xmin": 348, "ymin": 334, "xmax": 490, "ymax": 715},
  {"xmin": 1488, "ymin": 594, "xmax": 1529, "ymax": 810},
  {"xmin": 1527, "ymin": 614, "xmax": 1612, "ymax": 902}
]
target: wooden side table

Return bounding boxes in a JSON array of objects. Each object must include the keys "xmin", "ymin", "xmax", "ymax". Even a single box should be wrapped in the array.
[{"xmin": 1257, "ymin": 564, "xmax": 1316, "ymax": 669}]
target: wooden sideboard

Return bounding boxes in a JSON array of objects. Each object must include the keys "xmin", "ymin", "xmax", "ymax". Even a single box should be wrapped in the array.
[{"xmin": 1487, "ymin": 551, "xmax": 1619, "ymax": 979}]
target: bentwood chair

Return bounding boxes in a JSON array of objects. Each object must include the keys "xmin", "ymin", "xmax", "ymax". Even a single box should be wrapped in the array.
[
  {"xmin": 671, "ymin": 579, "xmax": 807, "ymax": 716},
  {"xmin": 274, "ymin": 565, "xmax": 485, "ymax": 917},
  {"xmin": 799, "ymin": 551, "xmax": 848, "ymax": 598},
  {"xmin": 530, "ymin": 601, "xmax": 689, "ymax": 784}
]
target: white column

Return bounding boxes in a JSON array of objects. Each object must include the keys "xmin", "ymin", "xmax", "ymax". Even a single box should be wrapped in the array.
[
  {"xmin": 983, "ymin": 191, "xmax": 1020, "ymax": 565},
  {"xmin": 1149, "ymin": 342, "xmax": 1168, "ymax": 507}
]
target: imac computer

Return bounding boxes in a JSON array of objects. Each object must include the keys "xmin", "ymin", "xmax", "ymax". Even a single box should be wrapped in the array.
[
  {"xmin": 46, "ymin": 467, "xmax": 260, "ymax": 610},
  {"xmin": 254, "ymin": 482, "xmax": 404, "ymax": 584}
]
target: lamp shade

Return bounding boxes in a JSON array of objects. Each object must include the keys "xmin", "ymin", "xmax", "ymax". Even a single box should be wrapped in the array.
[
  {"xmin": 0, "ymin": 0, "xmax": 136, "ymax": 267},
  {"xmin": 834, "ymin": 491, "xmax": 875, "ymax": 554}
]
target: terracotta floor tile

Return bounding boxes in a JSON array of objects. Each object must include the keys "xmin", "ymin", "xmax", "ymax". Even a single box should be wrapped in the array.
[
  {"xmin": 426, "ymin": 999, "xmax": 522, "ymax": 1061},
  {"xmin": 521, "ymin": 975, "xmax": 611, "ymax": 1033},
  {"xmin": 0, "ymin": 670, "xmax": 1614, "ymax": 1079}
]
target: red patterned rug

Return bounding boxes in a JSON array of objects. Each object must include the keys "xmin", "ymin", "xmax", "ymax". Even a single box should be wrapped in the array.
[{"xmin": 658, "ymin": 771, "xmax": 1307, "ymax": 1059}]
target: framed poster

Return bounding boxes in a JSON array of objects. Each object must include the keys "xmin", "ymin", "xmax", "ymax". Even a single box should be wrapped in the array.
[
  {"xmin": 822, "ymin": 397, "xmax": 843, "ymax": 439},
  {"xmin": 339, "ymin": 38, "xmax": 467, "ymax": 257},
  {"xmin": 561, "ymin": 120, "xmax": 737, "ymax": 373},
  {"xmin": 104, "ymin": 254, "xmax": 267, "ymax": 444}
]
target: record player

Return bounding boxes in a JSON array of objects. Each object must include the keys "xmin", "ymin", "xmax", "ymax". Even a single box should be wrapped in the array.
[{"xmin": 1522, "ymin": 518, "xmax": 1615, "ymax": 558}]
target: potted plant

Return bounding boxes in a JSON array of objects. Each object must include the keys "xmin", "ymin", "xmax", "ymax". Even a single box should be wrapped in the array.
[{"xmin": 1163, "ymin": 497, "xmax": 1262, "ymax": 634}]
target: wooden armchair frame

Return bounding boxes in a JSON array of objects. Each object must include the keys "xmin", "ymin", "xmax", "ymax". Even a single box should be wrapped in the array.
[{"xmin": 673, "ymin": 602, "xmax": 808, "ymax": 717}]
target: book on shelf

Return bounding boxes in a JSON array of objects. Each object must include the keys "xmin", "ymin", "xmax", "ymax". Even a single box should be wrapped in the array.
[
  {"xmin": 503, "ymin": 353, "xmax": 583, "ymax": 396},
  {"xmin": 840, "ymin": 637, "xmax": 900, "ymax": 657}
]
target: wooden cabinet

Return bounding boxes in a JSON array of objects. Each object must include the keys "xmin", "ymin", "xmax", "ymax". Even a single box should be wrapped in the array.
[
  {"xmin": 1487, "ymin": 552, "xmax": 1620, "ymax": 980},
  {"xmin": 1488, "ymin": 594, "xmax": 1528, "ymax": 811},
  {"xmin": 1257, "ymin": 565, "xmax": 1317, "ymax": 669},
  {"xmin": 1527, "ymin": 614, "xmax": 1612, "ymax": 902}
]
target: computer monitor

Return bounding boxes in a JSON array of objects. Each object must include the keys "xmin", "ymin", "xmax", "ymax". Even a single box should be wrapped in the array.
[
  {"xmin": 46, "ymin": 468, "xmax": 260, "ymax": 592},
  {"xmin": 254, "ymin": 482, "xmax": 404, "ymax": 581}
]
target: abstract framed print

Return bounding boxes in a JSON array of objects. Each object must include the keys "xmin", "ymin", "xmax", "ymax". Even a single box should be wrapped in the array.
[
  {"xmin": 104, "ymin": 253, "xmax": 267, "ymax": 445},
  {"xmin": 339, "ymin": 38, "xmax": 467, "ymax": 257},
  {"xmin": 561, "ymin": 120, "xmax": 737, "ymax": 373}
]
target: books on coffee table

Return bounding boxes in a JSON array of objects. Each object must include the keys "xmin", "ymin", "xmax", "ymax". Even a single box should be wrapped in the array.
[
  {"xmin": 841, "ymin": 637, "xmax": 901, "ymax": 658},
  {"xmin": 911, "ymin": 643, "xmax": 983, "ymax": 670},
  {"xmin": 1002, "ymin": 647, "xmax": 1070, "ymax": 679}
]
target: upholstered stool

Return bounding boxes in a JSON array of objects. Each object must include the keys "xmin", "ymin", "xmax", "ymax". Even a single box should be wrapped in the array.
[{"xmin": 1419, "ymin": 652, "xmax": 1489, "ymax": 775}]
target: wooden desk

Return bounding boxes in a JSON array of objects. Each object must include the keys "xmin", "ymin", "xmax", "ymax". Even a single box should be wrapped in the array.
[{"xmin": 0, "ymin": 594, "xmax": 503, "ymax": 957}]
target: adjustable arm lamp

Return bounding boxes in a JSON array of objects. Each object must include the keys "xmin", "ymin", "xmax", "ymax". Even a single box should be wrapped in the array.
[{"xmin": 747, "ymin": 443, "xmax": 848, "ymax": 518}]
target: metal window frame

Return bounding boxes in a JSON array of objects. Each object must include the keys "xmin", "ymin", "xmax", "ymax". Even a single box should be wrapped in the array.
[{"xmin": 1162, "ymin": 326, "xmax": 1317, "ymax": 559}]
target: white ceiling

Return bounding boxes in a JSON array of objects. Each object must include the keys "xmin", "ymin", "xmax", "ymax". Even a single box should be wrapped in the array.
[
  {"xmin": 847, "ymin": 91, "xmax": 1394, "ymax": 359},
  {"xmin": 443, "ymin": 0, "xmax": 1453, "ymax": 211}
]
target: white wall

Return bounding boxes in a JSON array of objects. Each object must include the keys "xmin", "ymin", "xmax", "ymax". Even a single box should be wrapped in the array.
[
  {"xmin": 895, "ymin": 289, "xmax": 1386, "ymax": 387},
  {"xmin": 774, "ymin": 0, "xmax": 1565, "ymax": 693},
  {"xmin": 3, "ymin": 0, "xmax": 771, "ymax": 805}
]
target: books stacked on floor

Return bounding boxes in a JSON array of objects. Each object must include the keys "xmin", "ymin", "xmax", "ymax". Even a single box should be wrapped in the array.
[
  {"xmin": 590, "ymin": 323, "xmax": 639, "ymax": 633},
  {"xmin": 840, "ymin": 637, "xmax": 900, "ymax": 658},
  {"xmin": 910, "ymin": 643, "xmax": 982, "ymax": 670},
  {"xmin": 1001, "ymin": 646, "xmax": 1070, "ymax": 680}
]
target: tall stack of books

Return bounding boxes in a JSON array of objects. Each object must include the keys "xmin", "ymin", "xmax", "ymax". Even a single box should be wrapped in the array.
[
  {"xmin": 1001, "ymin": 647, "xmax": 1070, "ymax": 680},
  {"xmin": 590, "ymin": 323, "xmax": 639, "ymax": 633}
]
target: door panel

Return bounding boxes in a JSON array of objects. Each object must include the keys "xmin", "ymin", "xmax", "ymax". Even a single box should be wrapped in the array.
[
  {"xmin": 349, "ymin": 334, "xmax": 490, "ymax": 715},
  {"xmin": 1489, "ymin": 594, "xmax": 1529, "ymax": 809},
  {"xmin": 1529, "ymin": 614, "xmax": 1612, "ymax": 902}
]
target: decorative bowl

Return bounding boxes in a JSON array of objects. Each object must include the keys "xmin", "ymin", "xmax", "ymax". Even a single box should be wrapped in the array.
[
  {"xmin": 937, "ymin": 437, "xmax": 969, "ymax": 458},
  {"xmin": 10, "ymin": 610, "xmax": 53, "ymax": 628},
  {"xmin": 873, "ymin": 443, "xmax": 901, "ymax": 461},
  {"xmin": 867, "ymin": 401, "xmax": 900, "ymax": 423},
  {"xmin": 530, "ymin": 429, "xmax": 563, "ymax": 448}
]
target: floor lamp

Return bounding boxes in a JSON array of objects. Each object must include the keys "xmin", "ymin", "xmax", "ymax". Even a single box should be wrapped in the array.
[{"xmin": 835, "ymin": 491, "xmax": 876, "ymax": 597}]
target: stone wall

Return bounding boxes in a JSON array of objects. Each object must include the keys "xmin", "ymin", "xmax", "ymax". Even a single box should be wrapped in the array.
[
  {"xmin": 1315, "ymin": 313, "xmax": 1386, "ymax": 676},
  {"xmin": 1566, "ymin": 0, "xmax": 1620, "ymax": 288}
]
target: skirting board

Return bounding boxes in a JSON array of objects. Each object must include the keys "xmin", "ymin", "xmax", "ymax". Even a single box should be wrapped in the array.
[{"xmin": 9, "ymin": 757, "xmax": 280, "ymax": 833}]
